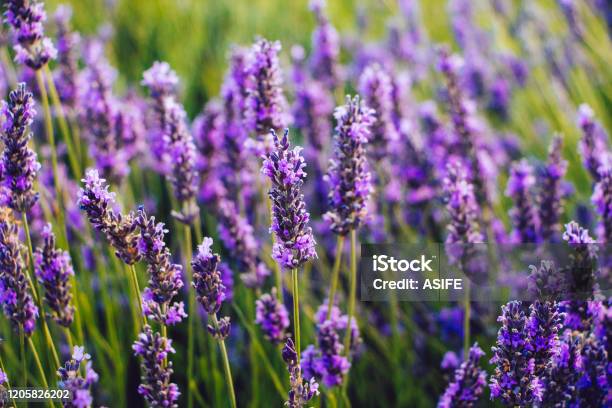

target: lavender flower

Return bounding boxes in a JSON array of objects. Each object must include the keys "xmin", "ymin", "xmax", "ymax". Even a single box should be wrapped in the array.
[
  {"xmin": 526, "ymin": 301, "xmax": 564, "ymax": 378},
  {"xmin": 191, "ymin": 237, "xmax": 231, "ymax": 339},
  {"xmin": 255, "ymin": 288, "xmax": 289, "ymax": 344},
  {"xmin": 133, "ymin": 325, "xmax": 180, "ymax": 408},
  {"xmin": 1, "ymin": 83, "xmax": 41, "ymax": 212},
  {"xmin": 78, "ymin": 169, "xmax": 140, "ymax": 265},
  {"xmin": 309, "ymin": 0, "xmax": 340, "ymax": 89},
  {"xmin": 313, "ymin": 303, "xmax": 362, "ymax": 354},
  {"xmin": 135, "ymin": 208, "xmax": 186, "ymax": 326},
  {"xmin": 358, "ymin": 64, "xmax": 398, "ymax": 161},
  {"xmin": 592, "ymin": 163, "xmax": 612, "ymax": 242},
  {"xmin": 282, "ymin": 338, "xmax": 319, "ymax": 408},
  {"xmin": 438, "ymin": 344, "xmax": 487, "ymax": 408},
  {"xmin": 311, "ymin": 320, "xmax": 350, "ymax": 387},
  {"xmin": 57, "ymin": 346, "xmax": 99, "ymax": 408},
  {"xmin": 0, "ymin": 207, "xmax": 37, "ymax": 335},
  {"xmin": 34, "ymin": 223, "xmax": 74, "ymax": 327},
  {"xmin": 81, "ymin": 43, "xmax": 127, "ymax": 184},
  {"xmin": 506, "ymin": 160, "xmax": 540, "ymax": 243},
  {"xmin": 538, "ymin": 137, "xmax": 568, "ymax": 242},
  {"xmin": 115, "ymin": 93, "xmax": 146, "ymax": 162},
  {"xmin": 576, "ymin": 331, "xmax": 609, "ymax": 406},
  {"xmin": 53, "ymin": 5, "xmax": 80, "ymax": 110},
  {"xmin": 577, "ymin": 104, "xmax": 609, "ymax": 182},
  {"xmin": 141, "ymin": 61, "xmax": 179, "ymax": 100},
  {"xmin": 324, "ymin": 95, "xmax": 374, "ymax": 236},
  {"xmin": 262, "ymin": 129, "xmax": 316, "ymax": 269},
  {"xmin": 542, "ymin": 330, "xmax": 581, "ymax": 406},
  {"xmin": 4, "ymin": 0, "xmax": 57, "ymax": 69},
  {"xmin": 217, "ymin": 198, "xmax": 269, "ymax": 288},
  {"xmin": 244, "ymin": 38, "xmax": 288, "ymax": 140}
]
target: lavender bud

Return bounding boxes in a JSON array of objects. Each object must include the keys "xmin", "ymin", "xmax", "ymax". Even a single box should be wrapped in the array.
[
  {"xmin": 309, "ymin": 0, "xmax": 341, "ymax": 89},
  {"xmin": 506, "ymin": 160, "xmax": 540, "ymax": 243},
  {"xmin": 133, "ymin": 325, "xmax": 180, "ymax": 408},
  {"xmin": 53, "ymin": 5, "xmax": 80, "ymax": 110},
  {"xmin": 324, "ymin": 95, "xmax": 374, "ymax": 236},
  {"xmin": 282, "ymin": 338, "xmax": 320, "ymax": 408},
  {"xmin": 1, "ymin": 83, "xmax": 41, "ymax": 212},
  {"xmin": 57, "ymin": 345, "xmax": 99, "ymax": 408},
  {"xmin": 538, "ymin": 137, "xmax": 568, "ymax": 242},
  {"xmin": 34, "ymin": 223, "xmax": 74, "ymax": 327},
  {"xmin": 0, "ymin": 208, "xmax": 38, "ymax": 335},
  {"xmin": 255, "ymin": 288, "xmax": 289, "ymax": 344},
  {"xmin": 262, "ymin": 129, "xmax": 317, "ymax": 269},
  {"xmin": 78, "ymin": 169, "xmax": 140, "ymax": 265},
  {"xmin": 592, "ymin": 163, "xmax": 612, "ymax": 242},
  {"xmin": 191, "ymin": 237, "xmax": 225, "ymax": 316},
  {"xmin": 438, "ymin": 344, "xmax": 487, "ymax": 408},
  {"xmin": 542, "ymin": 330, "xmax": 581, "ymax": 405},
  {"xmin": 135, "ymin": 208, "xmax": 186, "ymax": 326},
  {"xmin": 576, "ymin": 331, "xmax": 608, "ymax": 406},
  {"xmin": 577, "ymin": 104, "xmax": 609, "ymax": 182},
  {"xmin": 4, "ymin": 0, "xmax": 57, "ymax": 69}
]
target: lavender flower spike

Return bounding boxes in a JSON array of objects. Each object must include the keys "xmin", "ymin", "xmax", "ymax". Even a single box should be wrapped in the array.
[
  {"xmin": 53, "ymin": 5, "xmax": 81, "ymax": 110},
  {"xmin": 34, "ymin": 223, "xmax": 74, "ymax": 327},
  {"xmin": 0, "ymin": 208, "xmax": 38, "ymax": 335},
  {"xmin": 4, "ymin": 0, "xmax": 57, "ymax": 69},
  {"xmin": 191, "ymin": 237, "xmax": 231, "ymax": 339},
  {"xmin": 133, "ymin": 325, "xmax": 180, "ymax": 408},
  {"xmin": 506, "ymin": 160, "xmax": 540, "ymax": 243},
  {"xmin": 262, "ymin": 129, "xmax": 317, "ymax": 269},
  {"xmin": 78, "ymin": 169, "xmax": 140, "ymax": 265},
  {"xmin": 324, "ymin": 95, "xmax": 374, "ymax": 236},
  {"xmin": 309, "ymin": 0, "xmax": 341, "ymax": 89},
  {"xmin": 255, "ymin": 288, "xmax": 290, "ymax": 344},
  {"xmin": 135, "ymin": 208, "xmax": 186, "ymax": 326},
  {"xmin": 282, "ymin": 338, "xmax": 320, "ymax": 408},
  {"xmin": 57, "ymin": 345, "xmax": 99, "ymax": 408},
  {"xmin": 592, "ymin": 162, "xmax": 612, "ymax": 242},
  {"xmin": 577, "ymin": 103, "xmax": 609, "ymax": 182},
  {"xmin": 1, "ymin": 83, "xmax": 41, "ymax": 212},
  {"xmin": 438, "ymin": 343, "xmax": 487, "ymax": 408},
  {"xmin": 244, "ymin": 38, "xmax": 288, "ymax": 140},
  {"xmin": 358, "ymin": 64, "xmax": 398, "ymax": 161},
  {"xmin": 538, "ymin": 136, "xmax": 568, "ymax": 242}
]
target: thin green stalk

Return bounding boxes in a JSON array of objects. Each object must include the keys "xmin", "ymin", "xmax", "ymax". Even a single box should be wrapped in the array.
[
  {"xmin": 184, "ymin": 224, "xmax": 196, "ymax": 408},
  {"xmin": 211, "ymin": 314, "xmax": 237, "ymax": 408},
  {"xmin": 27, "ymin": 337, "xmax": 57, "ymax": 408},
  {"xmin": 0, "ymin": 355, "xmax": 17, "ymax": 408},
  {"xmin": 291, "ymin": 268, "xmax": 301, "ymax": 361},
  {"xmin": 63, "ymin": 327, "xmax": 73, "ymax": 350},
  {"xmin": 343, "ymin": 230, "xmax": 357, "ymax": 356},
  {"xmin": 0, "ymin": 47, "xmax": 17, "ymax": 89},
  {"xmin": 463, "ymin": 282, "xmax": 471, "ymax": 357},
  {"xmin": 19, "ymin": 328, "xmax": 26, "ymax": 387},
  {"xmin": 129, "ymin": 264, "xmax": 146, "ymax": 327},
  {"xmin": 327, "ymin": 235, "xmax": 345, "ymax": 320}
]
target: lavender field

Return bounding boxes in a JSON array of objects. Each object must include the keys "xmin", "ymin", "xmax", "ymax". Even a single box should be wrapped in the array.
[{"xmin": 0, "ymin": 0, "xmax": 610, "ymax": 406}]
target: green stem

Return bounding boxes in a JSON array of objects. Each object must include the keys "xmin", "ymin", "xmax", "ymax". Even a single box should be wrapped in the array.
[
  {"xmin": 184, "ymin": 225, "xmax": 195, "ymax": 408},
  {"xmin": 343, "ymin": 230, "xmax": 357, "ymax": 356},
  {"xmin": 291, "ymin": 268, "xmax": 301, "ymax": 361},
  {"xmin": 19, "ymin": 328, "xmax": 26, "ymax": 387},
  {"xmin": 327, "ymin": 235, "xmax": 345, "ymax": 320},
  {"xmin": 129, "ymin": 264, "xmax": 146, "ymax": 327},
  {"xmin": 27, "ymin": 338, "xmax": 57, "ymax": 408},
  {"xmin": 211, "ymin": 314, "xmax": 237, "ymax": 408},
  {"xmin": 463, "ymin": 281, "xmax": 471, "ymax": 357},
  {"xmin": 0, "ymin": 355, "xmax": 17, "ymax": 408}
]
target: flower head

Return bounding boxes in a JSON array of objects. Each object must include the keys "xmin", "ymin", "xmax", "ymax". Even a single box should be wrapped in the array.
[
  {"xmin": 309, "ymin": 0, "xmax": 341, "ymax": 88},
  {"xmin": 255, "ymin": 288, "xmax": 289, "ymax": 344},
  {"xmin": 53, "ymin": 5, "xmax": 81, "ymax": 109},
  {"xmin": 577, "ymin": 104, "xmax": 609, "ymax": 182},
  {"xmin": 282, "ymin": 338, "xmax": 320, "ymax": 408},
  {"xmin": 57, "ymin": 345, "xmax": 98, "ymax": 408},
  {"xmin": 506, "ymin": 160, "xmax": 540, "ymax": 243},
  {"xmin": 538, "ymin": 136, "xmax": 568, "ymax": 241},
  {"xmin": 438, "ymin": 344, "xmax": 487, "ymax": 408}
]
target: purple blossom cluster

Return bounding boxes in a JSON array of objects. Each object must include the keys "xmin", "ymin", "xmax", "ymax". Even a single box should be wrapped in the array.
[
  {"xmin": 255, "ymin": 289, "xmax": 289, "ymax": 344},
  {"xmin": 592, "ymin": 163, "xmax": 612, "ymax": 242},
  {"xmin": 57, "ymin": 346, "xmax": 99, "ymax": 408},
  {"xmin": 282, "ymin": 338, "xmax": 319, "ymax": 408},
  {"xmin": 538, "ymin": 137, "xmax": 568, "ymax": 242},
  {"xmin": 438, "ymin": 344, "xmax": 487, "ymax": 408},
  {"xmin": 308, "ymin": 0, "xmax": 340, "ymax": 89},
  {"xmin": 34, "ymin": 223, "xmax": 74, "ymax": 327},
  {"xmin": 262, "ymin": 130, "xmax": 316, "ymax": 269},
  {"xmin": 577, "ymin": 103, "xmax": 610, "ymax": 182},
  {"xmin": 135, "ymin": 208, "xmax": 186, "ymax": 326},
  {"xmin": 324, "ymin": 95, "xmax": 374, "ymax": 236},
  {"xmin": 133, "ymin": 325, "xmax": 180, "ymax": 408},
  {"xmin": 506, "ymin": 160, "xmax": 540, "ymax": 243},
  {"xmin": 0, "ymin": 83, "xmax": 41, "ymax": 212},
  {"xmin": 0, "ymin": 207, "xmax": 37, "ymax": 335},
  {"xmin": 52, "ymin": 5, "xmax": 80, "ymax": 110},
  {"xmin": 4, "ymin": 0, "xmax": 56, "ymax": 69}
]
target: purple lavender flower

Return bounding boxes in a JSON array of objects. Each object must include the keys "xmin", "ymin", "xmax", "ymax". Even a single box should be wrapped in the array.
[
  {"xmin": 262, "ymin": 129, "xmax": 317, "ymax": 269},
  {"xmin": 282, "ymin": 338, "xmax": 320, "ymax": 408},
  {"xmin": 301, "ymin": 320, "xmax": 350, "ymax": 388},
  {"xmin": 542, "ymin": 330, "xmax": 581, "ymax": 406},
  {"xmin": 0, "ymin": 208, "xmax": 38, "ymax": 336},
  {"xmin": 4, "ymin": 0, "xmax": 57, "ymax": 69},
  {"xmin": 538, "ymin": 137, "xmax": 568, "ymax": 242},
  {"xmin": 592, "ymin": 162, "xmax": 612, "ymax": 242},
  {"xmin": 81, "ymin": 42, "xmax": 127, "ymax": 184},
  {"xmin": 255, "ymin": 288, "xmax": 289, "ymax": 344},
  {"xmin": 309, "ymin": 0, "xmax": 341, "ymax": 89},
  {"xmin": 527, "ymin": 301, "xmax": 564, "ymax": 379},
  {"xmin": 1, "ymin": 83, "xmax": 41, "ymax": 212},
  {"xmin": 135, "ymin": 208, "xmax": 186, "ymax": 326},
  {"xmin": 218, "ymin": 262, "xmax": 234, "ymax": 303},
  {"xmin": 78, "ymin": 169, "xmax": 140, "ymax": 265},
  {"xmin": 57, "ymin": 345, "xmax": 98, "ymax": 408},
  {"xmin": 324, "ymin": 95, "xmax": 374, "ymax": 236},
  {"xmin": 115, "ymin": 92, "xmax": 146, "ymax": 162},
  {"xmin": 53, "ymin": 5, "xmax": 80, "ymax": 110},
  {"xmin": 438, "ymin": 343, "xmax": 487, "ymax": 408},
  {"xmin": 490, "ymin": 301, "xmax": 543, "ymax": 406},
  {"xmin": 217, "ymin": 199, "xmax": 269, "ymax": 288},
  {"xmin": 441, "ymin": 351, "xmax": 460, "ymax": 372},
  {"xmin": 313, "ymin": 303, "xmax": 362, "ymax": 354},
  {"xmin": 141, "ymin": 61, "xmax": 179, "ymax": 100},
  {"xmin": 34, "ymin": 223, "xmax": 74, "ymax": 327},
  {"xmin": 487, "ymin": 76, "xmax": 511, "ymax": 120},
  {"xmin": 576, "ymin": 331, "xmax": 609, "ymax": 406},
  {"xmin": 244, "ymin": 38, "xmax": 288, "ymax": 141},
  {"xmin": 133, "ymin": 325, "xmax": 180, "ymax": 408},
  {"xmin": 358, "ymin": 64, "xmax": 398, "ymax": 161},
  {"xmin": 506, "ymin": 160, "xmax": 540, "ymax": 243},
  {"xmin": 558, "ymin": 0, "xmax": 584, "ymax": 40},
  {"xmin": 577, "ymin": 104, "xmax": 610, "ymax": 182}
]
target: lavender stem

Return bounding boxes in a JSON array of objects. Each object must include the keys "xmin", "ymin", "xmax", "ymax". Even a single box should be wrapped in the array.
[
  {"xmin": 184, "ymin": 224, "xmax": 195, "ymax": 408},
  {"xmin": 129, "ymin": 264, "xmax": 146, "ymax": 327},
  {"xmin": 292, "ymin": 268, "xmax": 301, "ymax": 361},
  {"xmin": 327, "ymin": 235, "xmax": 345, "ymax": 320},
  {"xmin": 463, "ymin": 282, "xmax": 471, "ymax": 357},
  {"xmin": 343, "ymin": 229, "xmax": 357, "ymax": 360},
  {"xmin": 211, "ymin": 314, "xmax": 237, "ymax": 408}
]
